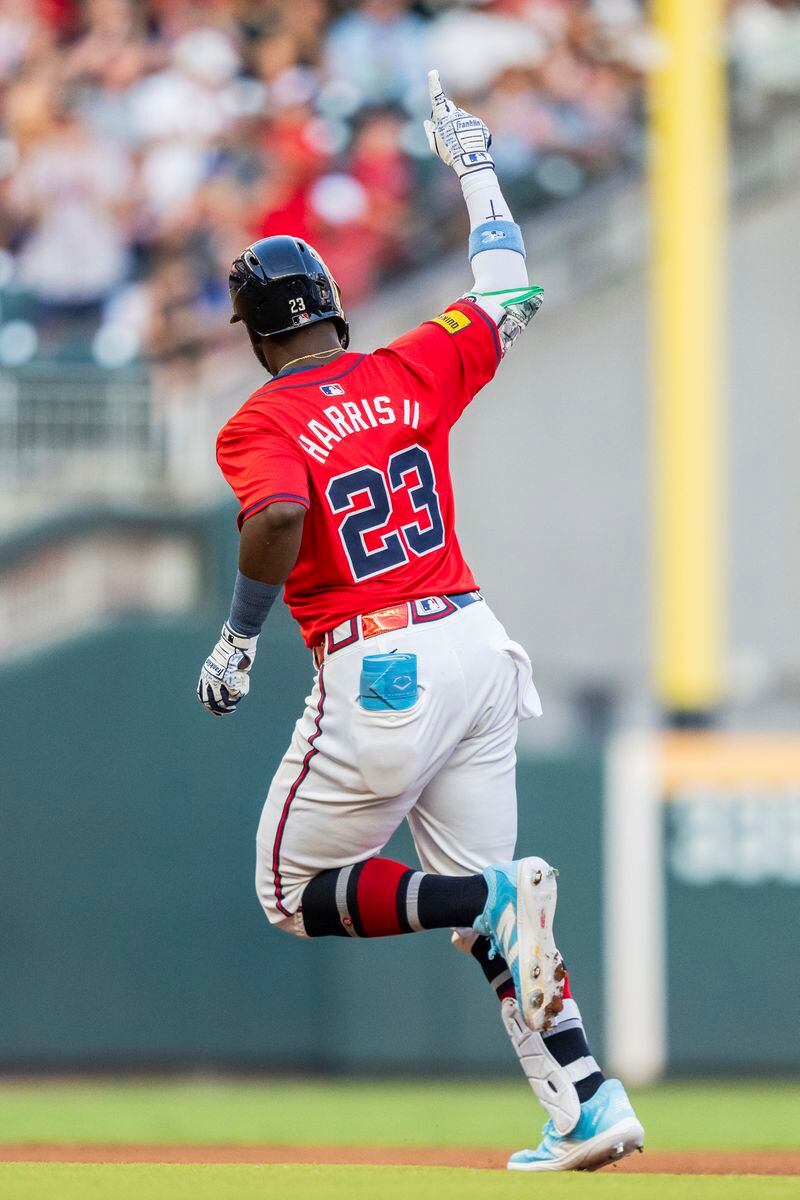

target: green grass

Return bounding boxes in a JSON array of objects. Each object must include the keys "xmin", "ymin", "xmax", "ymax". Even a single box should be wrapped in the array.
[
  {"xmin": 0, "ymin": 1165, "xmax": 797, "ymax": 1200},
  {"xmin": 0, "ymin": 1080, "xmax": 797, "ymax": 1151}
]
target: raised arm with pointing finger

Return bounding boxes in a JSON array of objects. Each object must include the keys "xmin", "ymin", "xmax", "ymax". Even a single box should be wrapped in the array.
[
  {"xmin": 198, "ymin": 70, "xmax": 547, "ymax": 719},
  {"xmin": 424, "ymin": 68, "xmax": 543, "ymax": 353}
]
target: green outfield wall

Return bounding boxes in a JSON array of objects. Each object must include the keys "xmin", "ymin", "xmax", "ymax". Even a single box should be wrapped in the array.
[
  {"xmin": 3, "ymin": 505, "xmax": 798, "ymax": 1075},
  {"xmin": 0, "ymin": 616, "xmax": 603, "ymax": 1072}
]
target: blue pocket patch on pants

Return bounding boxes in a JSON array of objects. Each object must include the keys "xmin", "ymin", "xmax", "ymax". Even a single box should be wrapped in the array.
[{"xmin": 359, "ymin": 653, "xmax": 418, "ymax": 711}]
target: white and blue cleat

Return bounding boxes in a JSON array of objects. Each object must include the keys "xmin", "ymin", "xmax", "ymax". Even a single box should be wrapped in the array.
[
  {"xmin": 507, "ymin": 1079, "xmax": 645, "ymax": 1171},
  {"xmin": 473, "ymin": 856, "xmax": 565, "ymax": 1033}
]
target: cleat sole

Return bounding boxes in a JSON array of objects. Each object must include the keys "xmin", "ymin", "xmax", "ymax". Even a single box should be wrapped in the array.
[{"xmin": 515, "ymin": 856, "xmax": 564, "ymax": 1032}]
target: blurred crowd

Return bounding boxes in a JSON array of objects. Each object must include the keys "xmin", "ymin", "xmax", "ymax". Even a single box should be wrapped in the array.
[{"xmin": 0, "ymin": 0, "xmax": 799, "ymax": 369}]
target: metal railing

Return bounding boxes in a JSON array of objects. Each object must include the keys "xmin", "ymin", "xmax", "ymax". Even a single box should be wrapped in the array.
[
  {"xmin": 0, "ymin": 357, "xmax": 250, "ymax": 527},
  {"xmin": 0, "ymin": 363, "xmax": 159, "ymax": 489}
]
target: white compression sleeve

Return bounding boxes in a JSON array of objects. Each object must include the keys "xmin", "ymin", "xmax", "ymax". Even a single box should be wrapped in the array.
[{"xmin": 461, "ymin": 169, "xmax": 529, "ymax": 300}]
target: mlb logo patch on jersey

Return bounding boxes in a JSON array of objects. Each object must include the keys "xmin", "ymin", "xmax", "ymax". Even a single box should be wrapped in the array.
[
  {"xmin": 414, "ymin": 596, "xmax": 449, "ymax": 617},
  {"xmin": 431, "ymin": 310, "xmax": 471, "ymax": 335},
  {"xmin": 320, "ymin": 383, "xmax": 345, "ymax": 396}
]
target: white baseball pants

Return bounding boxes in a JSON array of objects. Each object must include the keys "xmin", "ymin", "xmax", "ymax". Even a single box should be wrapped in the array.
[{"xmin": 255, "ymin": 600, "xmax": 541, "ymax": 934}]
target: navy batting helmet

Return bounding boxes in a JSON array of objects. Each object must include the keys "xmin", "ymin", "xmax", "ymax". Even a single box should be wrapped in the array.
[{"xmin": 229, "ymin": 235, "xmax": 349, "ymax": 348}]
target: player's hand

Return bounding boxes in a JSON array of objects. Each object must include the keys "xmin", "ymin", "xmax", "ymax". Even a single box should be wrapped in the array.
[
  {"xmin": 197, "ymin": 623, "xmax": 258, "ymax": 716},
  {"xmin": 424, "ymin": 68, "xmax": 494, "ymax": 179}
]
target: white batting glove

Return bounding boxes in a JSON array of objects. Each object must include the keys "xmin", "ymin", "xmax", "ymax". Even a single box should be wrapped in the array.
[
  {"xmin": 197, "ymin": 623, "xmax": 258, "ymax": 716},
  {"xmin": 423, "ymin": 68, "xmax": 494, "ymax": 179}
]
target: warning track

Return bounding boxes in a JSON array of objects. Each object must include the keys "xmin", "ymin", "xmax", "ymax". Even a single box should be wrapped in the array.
[{"xmin": 0, "ymin": 1144, "xmax": 798, "ymax": 1174}]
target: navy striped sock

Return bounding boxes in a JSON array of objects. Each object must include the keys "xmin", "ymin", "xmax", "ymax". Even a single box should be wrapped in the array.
[
  {"xmin": 301, "ymin": 859, "xmax": 488, "ymax": 938},
  {"xmin": 470, "ymin": 935, "xmax": 516, "ymax": 1002},
  {"xmin": 542, "ymin": 1025, "xmax": 605, "ymax": 1103}
]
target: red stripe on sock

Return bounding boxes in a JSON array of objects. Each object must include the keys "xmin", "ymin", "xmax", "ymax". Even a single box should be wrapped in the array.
[
  {"xmin": 562, "ymin": 969, "xmax": 573, "ymax": 1000},
  {"xmin": 497, "ymin": 981, "xmax": 516, "ymax": 1002},
  {"xmin": 355, "ymin": 858, "xmax": 409, "ymax": 937}
]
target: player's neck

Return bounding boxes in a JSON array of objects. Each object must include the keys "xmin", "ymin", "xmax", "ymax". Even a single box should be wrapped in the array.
[{"xmin": 264, "ymin": 323, "xmax": 346, "ymax": 377}]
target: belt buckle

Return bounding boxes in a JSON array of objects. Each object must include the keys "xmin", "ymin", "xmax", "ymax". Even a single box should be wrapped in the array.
[{"xmin": 362, "ymin": 604, "xmax": 409, "ymax": 640}]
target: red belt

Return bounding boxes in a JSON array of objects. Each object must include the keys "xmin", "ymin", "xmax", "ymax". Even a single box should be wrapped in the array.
[{"xmin": 312, "ymin": 592, "xmax": 481, "ymax": 668}]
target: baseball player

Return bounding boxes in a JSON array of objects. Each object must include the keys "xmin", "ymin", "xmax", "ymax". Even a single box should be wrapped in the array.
[{"xmin": 198, "ymin": 71, "xmax": 644, "ymax": 1171}]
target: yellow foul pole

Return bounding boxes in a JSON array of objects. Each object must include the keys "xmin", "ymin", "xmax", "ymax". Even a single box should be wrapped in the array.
[{"xmin": 649, "ymin": 0, "xmax": 728, "ymax": 717}]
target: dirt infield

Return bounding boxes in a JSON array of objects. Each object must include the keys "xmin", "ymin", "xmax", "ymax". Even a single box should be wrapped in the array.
[{"xmin": 1, "ymin": 1145, "xmax": 798, "ymax": 1174}]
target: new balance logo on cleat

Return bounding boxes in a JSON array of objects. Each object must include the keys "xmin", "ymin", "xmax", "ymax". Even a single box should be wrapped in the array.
[{"xmin": 497, "ymin": 903, "xmax": 519, "ymax": 966}]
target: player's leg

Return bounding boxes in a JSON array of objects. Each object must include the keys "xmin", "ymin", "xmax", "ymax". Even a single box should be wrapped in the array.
[
  {"xmin": 260, "ymin": 676, "xmax": 538, "ymax": 943},
  {"xmin": 255, "ymin": 637, "xmax": 563, "ymax": 1033},
  {"xmin": 414, "ymin": 756, "xmax": 642, "ymax": 1168},
  {"xmin": 408, "ymin": 711, "xmax": 602, "ymax": 1116},
  {"xmin": 408, "ymin": 614, "xmax": 642, "ymax": 1169},
  {"xmin": 255, "ymin": 637, "xmax": 497, "ymax": 939}
]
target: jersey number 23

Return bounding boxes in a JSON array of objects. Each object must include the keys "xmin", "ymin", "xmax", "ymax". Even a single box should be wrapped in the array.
[{"xmin": 326, "ymin": 444, "xmax": 445, "ymax": 581}]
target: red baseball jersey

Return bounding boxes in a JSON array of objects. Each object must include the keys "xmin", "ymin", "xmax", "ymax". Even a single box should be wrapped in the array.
[{"xmin": 216, "ymin": 299, "xmax": 502, "ymax": 647}]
